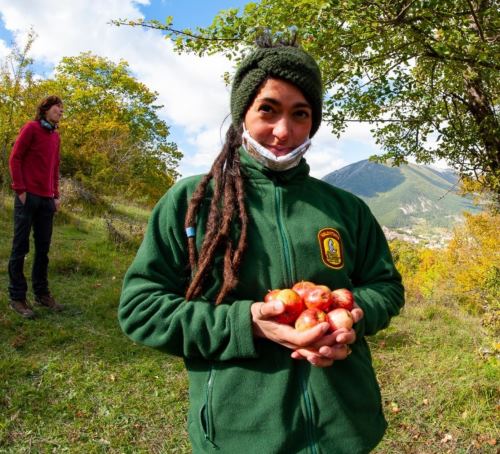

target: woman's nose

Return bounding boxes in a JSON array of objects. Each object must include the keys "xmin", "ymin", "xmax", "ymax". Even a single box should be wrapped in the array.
[{"xmin": 273, "ymin": 117, "xmax": 290, "ymax": 142}]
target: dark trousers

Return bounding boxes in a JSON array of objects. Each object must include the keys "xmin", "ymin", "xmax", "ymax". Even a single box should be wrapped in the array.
[{"xmin": 8, "ymin": 193, "xmax": 55, "ymax": 300}]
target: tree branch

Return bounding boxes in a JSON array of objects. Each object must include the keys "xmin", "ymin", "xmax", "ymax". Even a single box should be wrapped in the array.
[
  {"xmin": 111, "ymin": 19, "xmax": 244, "ymax": 43},
  {"xmin": 465, "ymin": 0, "xmax": 486, "ymax": 42}
]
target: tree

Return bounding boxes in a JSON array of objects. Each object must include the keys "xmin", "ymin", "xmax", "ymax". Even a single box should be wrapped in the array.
[
  {"xmin": 43, "ymin": 52, "xmax": 182, "ymax": 203},
  {"xmin": 0, "ymin": 30, "xmax": 44, "ymax": 189},
  {"xmin": 115, "ymin": 0, "xmax": 500, "ymax": 199}
]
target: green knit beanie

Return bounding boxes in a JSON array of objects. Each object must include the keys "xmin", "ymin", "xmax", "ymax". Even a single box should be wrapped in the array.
[{"xmin": 231, "ymin": 46, "xmax": 323, "ymax": 137}]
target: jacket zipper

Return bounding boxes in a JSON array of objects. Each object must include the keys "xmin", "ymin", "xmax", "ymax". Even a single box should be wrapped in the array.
[
  {"xmin": 273, "ymin": 183, "xmax": 295, "ymax": 286},
  {"xmin": 202, "ymin": 365, "xmax": 218, "ymax": 448},
  {"xmin": 300, "ymin": 364, "xmax": 319, "ymax": 454},
  {"xmin": 274, "ymin": 182, "xmax": 318, "ymax": 453}
]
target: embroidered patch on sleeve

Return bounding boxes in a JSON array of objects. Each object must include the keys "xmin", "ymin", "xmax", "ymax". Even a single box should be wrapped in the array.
[{"xmin": 318, "ymin": 228, "xmax": 344, "ymax": 269}]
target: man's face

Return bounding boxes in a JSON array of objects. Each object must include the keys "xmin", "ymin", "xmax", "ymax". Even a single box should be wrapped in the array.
[{"xmin": 46, "ymin": 104, "xmax": 64, "ymax": 125}]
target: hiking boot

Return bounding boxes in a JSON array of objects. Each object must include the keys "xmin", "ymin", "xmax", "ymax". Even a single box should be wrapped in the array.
[
  {"xmin": 34, "ymin": 294, "xmax": 64, "ymax": 312},
  {"xmin": 9, "ymin": 299, "xmax": 36, "ymax": 319}
]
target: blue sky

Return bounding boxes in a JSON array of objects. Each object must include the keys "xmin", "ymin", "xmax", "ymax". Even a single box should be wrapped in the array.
[
  {"xmin": 141, "ymin": 0, "xmax": 249, "ymax": 27},
  {"xmin": 0, "ymin": 0, "xmax": 382, "ymax": 178}
]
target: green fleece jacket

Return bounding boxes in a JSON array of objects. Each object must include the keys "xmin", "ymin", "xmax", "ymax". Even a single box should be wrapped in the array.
[{"xmin": 118, "ymin": 148, "xmax": 404, "ymax": 454}]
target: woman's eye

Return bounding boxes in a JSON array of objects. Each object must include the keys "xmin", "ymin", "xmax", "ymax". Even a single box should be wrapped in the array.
[
  {"xmin": 294, "ymin": 110, "xmax": 311, "ymax": 119},
  {"xmin": 258, "ymin": 104, "xmax": 274, "ymax": 113}
]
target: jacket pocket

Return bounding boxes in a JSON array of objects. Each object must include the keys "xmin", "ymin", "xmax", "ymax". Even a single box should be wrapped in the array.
[
  {"xmin": 19, "ymin": 192, "xmax": 29, "ymax": 207},
  {"xmin": 22, "ymin": 192, "xmax": 35, "ymax": 212},
  {"xmin": 199, "ymin": 365, "xmax": 217, "ymax": 448}
]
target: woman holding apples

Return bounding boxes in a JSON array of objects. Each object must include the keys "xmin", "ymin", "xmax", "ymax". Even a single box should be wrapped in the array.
[{"xmin": 119, "ymin": 35, "xmax": 404, "ymax": 454}]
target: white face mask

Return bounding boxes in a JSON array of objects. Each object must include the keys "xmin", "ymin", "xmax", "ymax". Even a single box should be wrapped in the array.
[{"xmin": 241, "ymin": 126, "xmax": 311, "ymax": 172}]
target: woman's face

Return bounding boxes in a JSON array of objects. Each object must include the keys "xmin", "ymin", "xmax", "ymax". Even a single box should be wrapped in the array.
[
  {"xmin": 45, "ymin": 104, "xmax": 64, "ymax": 124},
  {"xmin": 243, "ymin": 78, "xmax": 313, "ymax": 157}
]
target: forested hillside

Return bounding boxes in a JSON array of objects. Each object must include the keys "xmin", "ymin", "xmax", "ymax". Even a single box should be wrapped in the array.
[{"xmin": 323, "ymin": 160, "xmax": 481, "ymax": 229}]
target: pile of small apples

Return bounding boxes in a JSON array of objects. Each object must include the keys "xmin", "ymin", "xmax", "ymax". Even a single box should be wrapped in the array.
[{"xmin": 264, "ymin": 281, "xmax": 355, "ymax": 332}]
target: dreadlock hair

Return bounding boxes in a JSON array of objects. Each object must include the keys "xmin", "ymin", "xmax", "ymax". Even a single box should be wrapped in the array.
[{"xmin": 184, "ymin": 123, "xmax": 248, "ymax": 305}]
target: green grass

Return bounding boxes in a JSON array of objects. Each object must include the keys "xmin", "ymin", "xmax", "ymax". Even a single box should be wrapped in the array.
[
  {"xmin": 0, "ymin": 194, "xmax": 189, "ymax": 453},
  {"xmin": 0, "ymin": 192, "xmax": 498, "ymax": 453},
  {"xmin": 373, "ymin": 303, "xmax": 499, "ymax": 453}
]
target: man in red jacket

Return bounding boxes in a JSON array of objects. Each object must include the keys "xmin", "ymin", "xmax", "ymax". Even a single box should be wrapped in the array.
[{"xmin": 8, "ymin": 95, "xmax": 65, "ymax": 318}]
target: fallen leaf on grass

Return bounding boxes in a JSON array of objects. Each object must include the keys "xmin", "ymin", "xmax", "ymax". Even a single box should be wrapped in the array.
[
  {"xmin": 441, "ymin": 433, "xmax": 453, "ymax": 443},
  {"xmin": 10, "ymin": 335, "xmax": 27, "ymax": 349},
  {"xmin": 472, "ymin": 440, "xmax": 481, "ymax": 449}
]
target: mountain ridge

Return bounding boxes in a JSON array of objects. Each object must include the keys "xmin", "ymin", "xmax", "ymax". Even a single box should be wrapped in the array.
[{"xmin": 322, "ymin": 160, "xmax": 480, "ymax": 244}]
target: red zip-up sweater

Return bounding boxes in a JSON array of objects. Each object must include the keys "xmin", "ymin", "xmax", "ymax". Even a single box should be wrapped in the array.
[{"xmin": 9, "ymin": 120, "xmax": 60, "ymax": 198}]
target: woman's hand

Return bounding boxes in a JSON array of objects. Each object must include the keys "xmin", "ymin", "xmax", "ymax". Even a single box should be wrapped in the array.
[
  {"xmin": 292, "ymin": 303, "xmax": 364, "ymax": 367},
  {"xmin": 291, "ymin": 329, "xmax": 355, "ymax": 367},
  {"xmin": 292, "ymin": 302, "xmax": 364, "ymax": 367},
  {"xmin": 252, "ymin": 300, "xmax": 365, "ymax": 368},
  {"xmin": 350, "ymin": 302, "xmax": 364, "ymax": 324},
  {"xmin": 251, "ymin": 301, "xmax": 330, "ymax": 350}
]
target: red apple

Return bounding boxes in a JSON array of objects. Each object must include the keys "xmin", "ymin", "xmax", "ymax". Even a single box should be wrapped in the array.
[
  {"xmin": 331, "ymin": 288, "xmax": 355, "ymax": 311},
  {"xmin": 303, "ymin": 285, "xmax": 333, "ymax": 312},
  {"xmin": 264, "ymin": 289, "xmax": 281, "ymax": 303},
  {"xmin": 295, "ymin": 308, "xmax": 327, "ymax": 332},
  {"xmin": 291, "ymin": 281, "xmax": 316, "ymax": 301},
  {"xmin": 327, "ymin": 308, "xmax": 354, "ymax": 331},
  {"xmin": 264, "ymin": 288, "xmax": 304, "ymax": 325}
]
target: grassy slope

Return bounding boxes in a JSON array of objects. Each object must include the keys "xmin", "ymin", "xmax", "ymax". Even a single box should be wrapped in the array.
[{"xmin": 0, "ymin": 194, "xmax": 498, "ymax": 453}]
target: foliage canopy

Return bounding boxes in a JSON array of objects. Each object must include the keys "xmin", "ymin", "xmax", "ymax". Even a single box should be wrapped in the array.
[
  {"xmin": 116, "ymin": 0, "xmax": 500, "ymax": 199},
  {"xmin": 47, "ymin": 53, "xmax": 181, "ymax": 202}
]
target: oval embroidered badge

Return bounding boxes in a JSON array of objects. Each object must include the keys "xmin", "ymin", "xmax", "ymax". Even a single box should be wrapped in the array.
[{"xmin": 317, "ymin": 228, "xmax": 344, "ymax": 269}]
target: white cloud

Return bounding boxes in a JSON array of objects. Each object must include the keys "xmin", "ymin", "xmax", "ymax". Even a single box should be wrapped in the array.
[
  {"xmin": 307, "ymin": 122, "xmax": 347, "ymax": 178},
  {"xmin": 135, "ymin": 47, "xmax": 232, "ymax": 133},
  {"xmin": 0, "ymin": 0, "xmax": 234, "ymax": 132},
  {"xmin": 178, "ymin": 122, "xmax": 230, "ymax": 176},
  {"xmin": 0, "ymin": 39, "xmax": 9, "ymax": 59},
  {"xmin": 342, "ymin": 121, "xmax": 376, "ymax": 144},
  {"xmin": 0, "ymin": 1, "xmax": 143, "ymax": 62}
]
